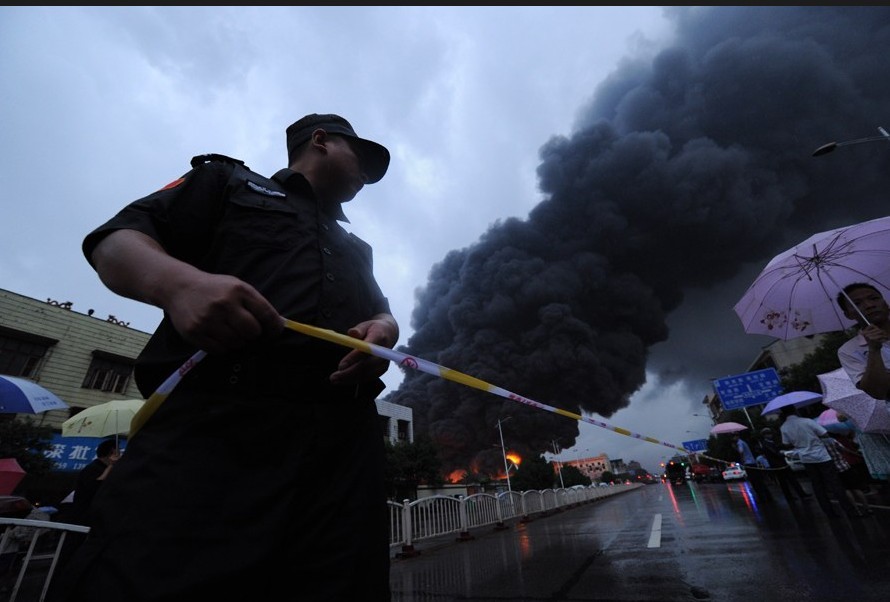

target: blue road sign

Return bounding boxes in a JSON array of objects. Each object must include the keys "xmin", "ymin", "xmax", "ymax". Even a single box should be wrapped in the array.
[
  {"xmin": 682, "ymin": 439, "xmax": 709, "ymax": 452},
  {"xmin": 712, "ymin": 368, "xmax": 783, "ymax": 411},
  {"xmin": 43, "ymin": 434, "xmax": 127, "ymax": 472}
]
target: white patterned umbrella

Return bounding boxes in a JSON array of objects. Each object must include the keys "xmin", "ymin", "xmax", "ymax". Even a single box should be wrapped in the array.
[{"xmin": 817, "ymin": 368, "xmax": 890, "ymax": 434}]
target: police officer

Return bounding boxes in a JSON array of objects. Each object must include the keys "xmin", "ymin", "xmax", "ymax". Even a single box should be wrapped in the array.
[{"xmin": 55, "ymin": 114, "xmax": 399, "ymax": 601}]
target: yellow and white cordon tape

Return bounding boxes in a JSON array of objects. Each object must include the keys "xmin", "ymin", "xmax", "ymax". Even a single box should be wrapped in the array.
[{"xmin": 130, "ymin": 317, "xmax": 703, "ymax": 460}]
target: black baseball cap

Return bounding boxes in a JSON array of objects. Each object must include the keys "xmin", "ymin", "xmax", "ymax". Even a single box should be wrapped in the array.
[{"xmin": 286, "ymin": 113, "xmax": 390, "ymax": 183}]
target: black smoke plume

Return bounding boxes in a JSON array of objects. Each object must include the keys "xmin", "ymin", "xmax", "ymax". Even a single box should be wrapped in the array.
[{"xmin": 383, "ymin": 6, "xmax": 890, "ymax": 478}]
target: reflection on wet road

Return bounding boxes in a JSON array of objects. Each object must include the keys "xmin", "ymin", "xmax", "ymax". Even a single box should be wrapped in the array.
[{"xmin": 391, "ymin": 480, "xmax": 890, "ymax": 601}]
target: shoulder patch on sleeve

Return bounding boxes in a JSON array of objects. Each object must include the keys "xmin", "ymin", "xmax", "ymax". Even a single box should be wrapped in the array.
[{"xmin": 159, "ymin": 177, "xmax": 185, "ymax": 191}]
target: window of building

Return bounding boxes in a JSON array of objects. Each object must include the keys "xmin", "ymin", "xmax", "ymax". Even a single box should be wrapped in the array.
[
  {"xmin": 396, "ymin": 419, "xmax": 410, "ymax": 442},
  {"xmin": 82, "ymin": 350, "xmax": 134, "ymax": 394},
  {"xmin": 379, "ymin": 414, "xmax": 391, "ymax": 440},
  {"xmin": 0, "ymin": 326, "xmax": 56, "ymax": 377}
]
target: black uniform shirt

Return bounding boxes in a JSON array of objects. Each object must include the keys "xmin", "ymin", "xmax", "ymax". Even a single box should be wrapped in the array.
[{"xmin": 82, "ymin": 158, "xmax": 391, "ymax": 395}]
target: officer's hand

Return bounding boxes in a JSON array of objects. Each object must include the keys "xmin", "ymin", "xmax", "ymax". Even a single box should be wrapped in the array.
[
  {"xmin": 330, "ymin": 315, "xmax": 399, "ymax": 385},
  {"xmin": 166, "ymin": 273, "xmax": 283, "ymax": 353}
]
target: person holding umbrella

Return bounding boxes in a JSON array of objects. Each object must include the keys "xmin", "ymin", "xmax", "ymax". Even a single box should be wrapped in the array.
[
  {"xmin": 835, "ymin": 283, "xmax": 890, "ymax": 497},
  {"xmin": 836, "ymin": 282, "xmax": 890, "ymax": 401},
  {"xmin": 778, "ymin": 405, "xmax": 864, "ymax": 519},
  {"xmin": 731, "ymin": 432, "xmax": 774, "ymax": 504},
  {"xmin": 758, "ymin": 427, "xmax": 811, "ymax": 503}
]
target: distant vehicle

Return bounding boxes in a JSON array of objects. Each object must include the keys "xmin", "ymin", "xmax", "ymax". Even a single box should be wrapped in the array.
[
  {"xmin": 689, "ymin": 463, "xmax": 709, "ymax": 482},
  {"xmin": 722, "ymin": 463, "xmax": 747, "ymax": 481},
  {"xmin": 664, "ymin": 459, "xmax": 688, "ymax": 485}
]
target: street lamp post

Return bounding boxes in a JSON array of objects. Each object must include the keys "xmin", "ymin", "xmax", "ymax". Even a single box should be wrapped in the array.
[
  {"xmin": 496, "ymin": 417, "xmax": 512, "ymax": 493},
  {"xmin": 812, "ymin": 126, "xmax": 890, "ymax": 156},
  {"xmin": 692, "ymin": 412, "xmax": 714, "ymax": 423}
]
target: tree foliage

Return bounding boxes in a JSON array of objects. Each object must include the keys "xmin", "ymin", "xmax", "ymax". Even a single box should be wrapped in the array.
[
  {"xmin": 384, "ymin": 435, "xmax": 444, "ymax": 500},
  {"xmin": 779, "ymin": 330, "xmax": 851, "ymax": 394},
  {"xmin": 0, "ymin": 416, "xmax": 54, "ymax": 476},
  {"xmin": 557, "ymin": 464, "xmax": 591, "ymax": 487},
  {"xmin": 509, "ymin": 454, "xmax": 555, "ymax": 491}
]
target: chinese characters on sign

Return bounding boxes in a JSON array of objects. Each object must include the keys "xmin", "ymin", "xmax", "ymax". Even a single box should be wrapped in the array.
[
  {"xmin": 44, "ymin": 434, "xmax": 126, "ymax": 472},
  {"xmin": 682, "ymin": 439, "xmax": 709, "ymax": 452},
  {"xmin": 712, "ymin": 368, "xmax": 783, "ymax": 411}
]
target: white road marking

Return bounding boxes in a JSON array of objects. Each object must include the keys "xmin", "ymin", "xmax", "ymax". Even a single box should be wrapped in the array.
[{"xmin": 647, "ymin": 513, "xmax": 662, "ymax": 548}]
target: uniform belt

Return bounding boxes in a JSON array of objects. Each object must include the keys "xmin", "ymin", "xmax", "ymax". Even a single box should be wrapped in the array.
[{"xmin": 176, "ymin": 355, "xmax": 365, "ymax": 401}]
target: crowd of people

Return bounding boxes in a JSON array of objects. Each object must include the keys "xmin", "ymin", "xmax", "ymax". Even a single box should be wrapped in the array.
[{"xmin": 722, "ymin": 282, "xmax": 890, "ymax": 518}]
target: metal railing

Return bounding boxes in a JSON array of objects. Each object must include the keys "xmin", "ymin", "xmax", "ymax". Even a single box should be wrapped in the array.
[
  {"xmin": 0, "ymin": 517, "xmax": 89, "ymax": 602},
  {"xmin": 388, "ymin": 483, "xmax": 641, "ymax": 556}
]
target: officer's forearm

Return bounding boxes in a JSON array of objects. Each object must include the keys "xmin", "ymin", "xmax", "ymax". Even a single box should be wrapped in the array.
[{"xmin": 91, "ymin": 229, "xmax": 203, "ymax": 311}]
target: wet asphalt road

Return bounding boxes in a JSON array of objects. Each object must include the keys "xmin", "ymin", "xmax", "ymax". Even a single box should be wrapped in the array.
[{"xmin": 390, "ymin": 480, "xmax": 890, "ymax": 601}]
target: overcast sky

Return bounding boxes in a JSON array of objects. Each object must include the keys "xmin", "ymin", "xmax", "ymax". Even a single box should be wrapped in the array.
[{"xmin": 3, "ymin": 7, "xmax": 890, "ymax": 477}]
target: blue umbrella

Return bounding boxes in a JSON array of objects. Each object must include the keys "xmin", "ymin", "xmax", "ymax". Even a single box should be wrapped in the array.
[
  {"xmin": 0, "ymin": 375, "xmax": 69, "ymax": 413},
  {"xmin": 761, "ymin": 390, "xmax": 822, "ymax": 416}
]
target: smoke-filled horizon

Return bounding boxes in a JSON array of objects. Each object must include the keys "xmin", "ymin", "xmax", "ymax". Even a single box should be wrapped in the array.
[{"xmin": 382, "ymin": 6, "xmax": 890, "ymax": 477}]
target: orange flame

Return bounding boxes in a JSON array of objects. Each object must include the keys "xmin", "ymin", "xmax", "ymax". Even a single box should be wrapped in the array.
[
  {"xmin": 446, "ymin": 469, "xmax": 466, "ymax": 483},
  {"xmin": 506, "ymin": 452, "xmax": 522, "ymax": 466}
]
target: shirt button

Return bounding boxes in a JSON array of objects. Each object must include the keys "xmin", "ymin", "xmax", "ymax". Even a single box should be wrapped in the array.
[
  {"xmin": 326, "ymin": 273, "xmax": 335, "ymax": 281},
  {"xmin": 323, "ymin": 247, "xmax": 332, "ymax": 255},
  {"xmin": 321, "ymin": 224, "xmax": 329, "ymax": 232}
]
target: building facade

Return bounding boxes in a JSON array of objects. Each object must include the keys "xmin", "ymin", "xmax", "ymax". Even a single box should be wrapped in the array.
[
  {"xmin": 0, "ymin": 288, "xmax": 150, "ymax": 430},
  {"xmin": 558, "ymin": 453, "xmax": 612, "ymax": 482},
  {"xmin": 0, "ymin": 288, "xmax": 412, "ymax": 444}
]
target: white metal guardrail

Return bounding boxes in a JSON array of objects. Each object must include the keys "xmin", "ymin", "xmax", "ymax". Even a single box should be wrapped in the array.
[
  {"xmin": 388, "ymin": 483, "xmax": 641, "ymax": 556},
  {"xmin": 0, "ymin": 517, "xmax": 89, "ymax": 602}
]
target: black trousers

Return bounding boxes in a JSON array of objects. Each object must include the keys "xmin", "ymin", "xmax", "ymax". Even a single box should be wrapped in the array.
[
  {"xmin": 53, "ymin": 385, "xmax": 391, "ymax": 602},
  {"xmin": 743, "ymin": 464, "xmax": 775, "ymax": 503},
  {"xmin": 804, "ymin": 460, "xmax": 859, "ymax": 518}
]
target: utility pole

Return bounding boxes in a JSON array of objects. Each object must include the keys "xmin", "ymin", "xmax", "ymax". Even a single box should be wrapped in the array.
[
  {"xmin": 552, "ymin": 440, "xmax": 565, "ymax": 489},
  {"xmin": 496, "ymin": 417, "xmax": 512, "ymax": 493}
]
